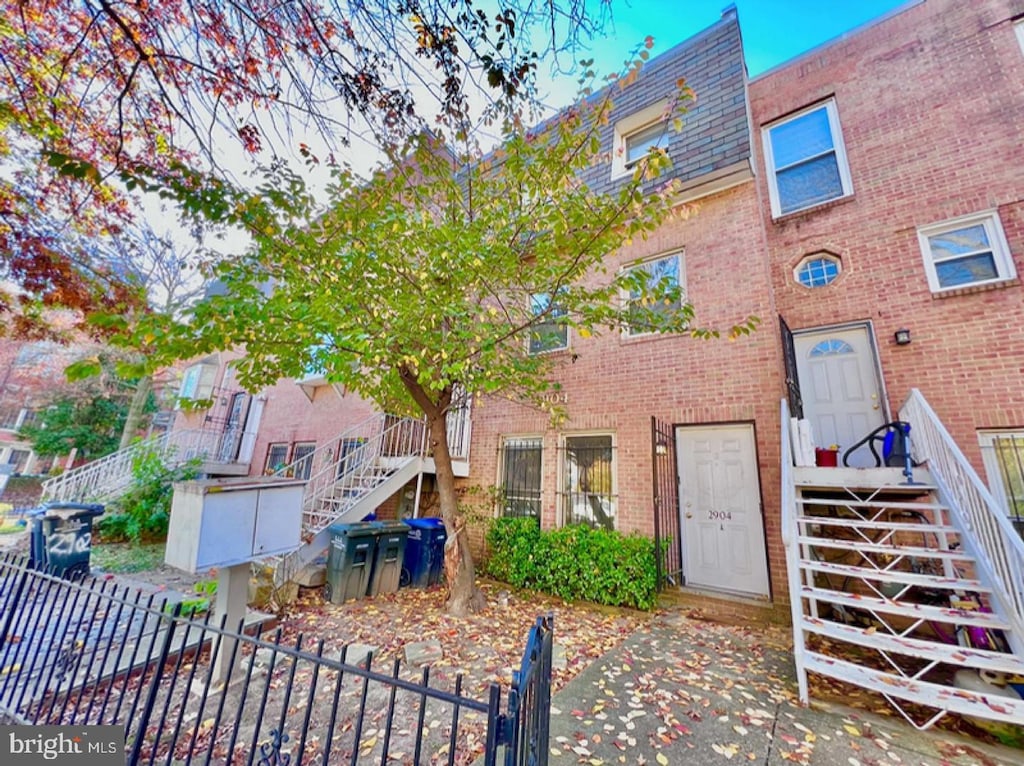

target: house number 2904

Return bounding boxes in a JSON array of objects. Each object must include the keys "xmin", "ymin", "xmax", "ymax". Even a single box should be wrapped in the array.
[{"xmin": 708, "ymin": 511, "xmax": 733, "ymax": 521}]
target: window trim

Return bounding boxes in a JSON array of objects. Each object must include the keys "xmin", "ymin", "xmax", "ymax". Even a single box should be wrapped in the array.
[
  {"xmin": 1015, "ymin": 19, "xmax": 1024, "ymax": 55},
  {"xmin": 611, "ymin": 100, "xmax": 670, "ymax": 179},
  {"xmin": 794, "ymin": 253, "xmax": 842, "ymax": 288},
  {"xmin": 559, "ymin": 432, "xmax": 617, "ymax": 529},
  {"xmin": 498, "ymin": 435, "xmax": 544, "ymax": 518},
  {"xmin": 621, "ymin": 251, "xmax": 685, "ymax": 338},
  {"xmin": 761, "ymin": 99, "xmax": 853, "ymax": 218},
  {"xmin": 916, "ymin": 210, "xmax": 1016, "ymax": 293}
]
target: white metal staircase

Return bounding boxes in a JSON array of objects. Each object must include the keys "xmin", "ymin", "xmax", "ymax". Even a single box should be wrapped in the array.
[
  {"xmin": 271, "ymin": 409, "xmax": 471, "ymax": 583},
  {"xmin": 40, "ymin": 428, "xmax": 251, "ymax": 504},
  {"xmin": 782, "ymin": 392, "xmax": 1024, "ymax": 730}
]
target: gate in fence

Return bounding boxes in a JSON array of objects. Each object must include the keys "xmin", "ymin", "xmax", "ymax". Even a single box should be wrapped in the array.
[{"xmin": 0, "ymin": 553, "xmax": 553, "ymax": 765}]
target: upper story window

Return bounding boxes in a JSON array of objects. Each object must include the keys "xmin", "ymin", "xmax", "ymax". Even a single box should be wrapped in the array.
[
  {"xmin": 762, "ymin": 99, "xmax": 853, "ymax": 218},
  {"xmin": 623, "ymin": 252, "xmax": 684, "ymax": 336},
  {"xmin": 624, "ymin": 121, "xmax": 668, "ymax": 170},
  {"xmin": 916, "ymin": 211, "xmax": 1016, "ymax": 292},
  {"xmin": 178, "ymin": 359, "xmax": 217, "ymax": 403},
  {"xmin": 612, "ymin": 100, "xmax": 669, "ymax": 178},
  {"xmin": 528, "ymin": 292, "xmax": 568, "ymax": 354},
  {"xmin": 794, "ymin": 253, "xmax": 841, "ymax": 288}
]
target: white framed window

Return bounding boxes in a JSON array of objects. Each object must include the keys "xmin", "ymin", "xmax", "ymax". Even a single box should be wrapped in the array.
[
  {"xmin": 178, "ymin": 360, "xmax": 217, "ymax": 403},
  {"xmin": 762, "ymin": 99, "xmax": 853, "ymax": 217},
  {"xmin": 528, "ymin": 292, "xmax": 568, "ymax": 354},
  {"xmin": 978, "ymin": 430, "xmax": 1024, "ymax": 536},
  {"xmin": 917, "ymin": 211, "xmax": 1016, "ymax": 292},
  {"xmin": 794, "ymin": 253, "xmax": 842, "ymax": 288},
  {"xmin": 561, "ymin": 433, "xmax": 616, "ymax": 529},
  {"xmin": 623, "ymin": 252, "xmax": 684, "ymax": 336},
  {"xmin": 612, "ymin": 100, "xmax": 669, "ymax": 178},
  {"xmin": 499, "ymin": 436, "xmax": 543, "ymax": 518},
  {"xmin": 1015, "ymin": 19, "xmax": 1024, "ymax": 54}
]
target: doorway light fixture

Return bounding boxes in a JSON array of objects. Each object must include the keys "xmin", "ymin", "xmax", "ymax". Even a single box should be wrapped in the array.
[{"xmin": 894, "ymin": 328, "xmax": 912, "ymax": 346}]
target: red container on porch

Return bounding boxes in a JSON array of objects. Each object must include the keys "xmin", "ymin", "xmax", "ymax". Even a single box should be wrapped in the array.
[{"xmin": 815, "ymin": 447, "xmax": 839, "ymax": 467}]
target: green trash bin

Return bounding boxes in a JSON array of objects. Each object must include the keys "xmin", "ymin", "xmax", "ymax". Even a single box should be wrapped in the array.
[
  {"xmin": 325, "ymin": 522, "xmax": 378, "ymax": 604},
  {"xmin": 367, "ymin": 521, "xmax": 410, "ymax": 596}
]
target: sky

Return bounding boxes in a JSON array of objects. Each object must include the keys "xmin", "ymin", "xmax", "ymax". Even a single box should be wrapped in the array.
[
  {"xmin": 143, "ymin": 0, "xmax": 916, "ymax": 257},
  {"xmin": 536, "ymin": 0, "xmax": 911, "ymax": 107}
]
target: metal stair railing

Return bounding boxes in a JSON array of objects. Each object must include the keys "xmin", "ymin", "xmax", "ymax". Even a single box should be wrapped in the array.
[
  {"xmin": 40, "ymin": 427, "xmax": 257, "ymax": 504},
  {"xmin": 41, "ymin": 432, "xmax": 172, "ymax": 503},
  {"xmin": 900, "ymin": 388, "xmax": 1024, "ymax": 652},
  {"xmin": 274, "ymin": 413, "xmax": 427, "ymax": 536},
  {"xmin": 780, "ymin": 398, "xmax": 810, "ymax": 704}
]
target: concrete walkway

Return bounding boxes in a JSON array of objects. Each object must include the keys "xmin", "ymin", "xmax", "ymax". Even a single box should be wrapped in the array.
[{"xmin": 548, "ymin": 611, "xmax": 1021, "ymax": 765}]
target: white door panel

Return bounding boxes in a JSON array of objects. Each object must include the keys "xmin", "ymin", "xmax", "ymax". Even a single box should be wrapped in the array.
[
  {"xmin": 795, "ymin": 327, "xmax": 886, "ymax": 468},
  {"xmin": 677, "ymin": 424, "xmax": 769, "ymax": 597}
]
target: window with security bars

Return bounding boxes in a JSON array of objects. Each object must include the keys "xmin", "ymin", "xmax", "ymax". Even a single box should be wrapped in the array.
[
  {"xmin": 979, "ymin": 431, "xmax": 1024, "ymax": 540},
  {"xmin": 265, "ymin": 443, "xmax": 289, "ymax": 474},
  {"xmin": 500, "ymin": 437, "xmax": 542, "ymax": 517},
  {"xmin": 292, "ymin": 442, "xmax": 316, "ymax": 480},
  {"xmin": 561, "ymin": 435, "xmax": 615, "ymax": 530}
]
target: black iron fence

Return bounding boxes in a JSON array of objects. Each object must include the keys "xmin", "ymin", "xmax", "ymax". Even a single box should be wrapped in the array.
[
  {"xmin": 651, "ymin": 417, "xmax": 681, "ymax": 591},
  {"xmin": 0, "ymin": 554, "xmax": 553, "ymax": 765}
]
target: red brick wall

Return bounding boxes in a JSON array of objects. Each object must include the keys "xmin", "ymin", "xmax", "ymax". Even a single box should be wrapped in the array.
[
  {"xmin": 465, "ymin": 182, "xmax": 790, "ymax": 601},
  {"xmin": 173, "ymin": 352, "xmax": 379, "ymax": 476},
  {"xmin": 748, "ymin": 0, "xmax": 1024, "ymax": 470}
]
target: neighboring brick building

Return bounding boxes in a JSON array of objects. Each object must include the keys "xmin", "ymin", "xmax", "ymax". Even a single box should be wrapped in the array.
[
  {"xmin": 471, "ymin": 0, "xmax": 1024, "ymax": 608},
  {"xmin": 159, "ymin": 0, "xmax": 1023, "ymax": 612}
]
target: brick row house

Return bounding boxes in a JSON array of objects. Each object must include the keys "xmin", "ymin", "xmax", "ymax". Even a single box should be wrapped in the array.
[{"xmin": 44, "ymin": 0, "xmax": 1024, "ymax": 724}]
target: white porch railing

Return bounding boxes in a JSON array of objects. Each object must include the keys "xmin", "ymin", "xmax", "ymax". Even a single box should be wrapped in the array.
[
  {"xmin": 274, "ymin": 413, "xmax": 428, "ymax": 535},
  {"xmin": 900, "ymin": 388, "xmax": 1024, "ymax": 651},
  {"xmin": 780, "ymin": 398, "xmax": 810, "ymax": 703},
  {"xmin": 41, "ymin": 427, "xmax": 256, "ymax": 504}
]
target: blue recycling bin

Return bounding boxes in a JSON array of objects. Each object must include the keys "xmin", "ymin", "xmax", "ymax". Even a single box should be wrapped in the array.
[
  {"xmin": 401, "ymin": 517, "xmax": 447, "ymax": 588},
  {"xmin": 28, "ymin": 502, "xmax": 105, "ymax": 579}
]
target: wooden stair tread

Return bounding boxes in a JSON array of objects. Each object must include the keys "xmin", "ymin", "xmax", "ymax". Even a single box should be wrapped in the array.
[
  {"xmin": 800, "ymin": 616, "xmax": 1024, "ymax": 675},
  {"xmin": 801, "ymin": 559, "xmax": 990, "ymax": 592},
  {"xmin": 798, "ymin": 536, "xmax": 974, "ymax": 560},
  {"xmin": 800, "ymin": 586, "xmax": 1011, "ymax": 629},
  {"xmin": 802, "ymin": 652, "xmax": 1024, "ymax": 725}
]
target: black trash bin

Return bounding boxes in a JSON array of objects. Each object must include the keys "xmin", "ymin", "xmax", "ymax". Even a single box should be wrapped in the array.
[
  {"xmin": 400, "ymin": 517, "xmax": 447, "ymax": 588},
  {"xmin": 28, "ymin": 502, "xmax": 105, "ymax": 579},
  {"xmin": 366, "ymin": 521, "xmax": 410, "ymax": 596},
  {"xmin": 325, "ymin": 522, "xmax": 378, "ymax": 604}
]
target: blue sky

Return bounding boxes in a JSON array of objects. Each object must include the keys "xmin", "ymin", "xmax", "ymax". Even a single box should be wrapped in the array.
[{"xmin": 542, "ymin": 0, "xmax": 909, "ymax": 93}]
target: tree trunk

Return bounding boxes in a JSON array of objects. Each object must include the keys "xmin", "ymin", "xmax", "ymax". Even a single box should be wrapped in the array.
[
  {"xmin": 119, "ymin": 374, "xmax": 153, "ymax": 449},
  {"xmin": 428, "ymin": 410, "xmax": 487, "ymax": 616}
]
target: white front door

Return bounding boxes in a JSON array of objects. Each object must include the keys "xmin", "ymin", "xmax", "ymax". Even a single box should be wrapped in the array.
[
  {"xmin": 676, "ymin": 424, "xmax": 769, "ymax": 597},
  {"xmin": 794, "ymin": 326, "xmax": 886, "ymax": 467}
]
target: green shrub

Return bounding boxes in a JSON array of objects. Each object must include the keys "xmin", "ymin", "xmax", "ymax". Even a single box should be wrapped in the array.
[
  {"xmin": 483, "ymin": 517, "xmax": 658, "ymax": 610},
  {"xmin": 97, "ymin": 448, "xmax": 201, "ymax": 543}
]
